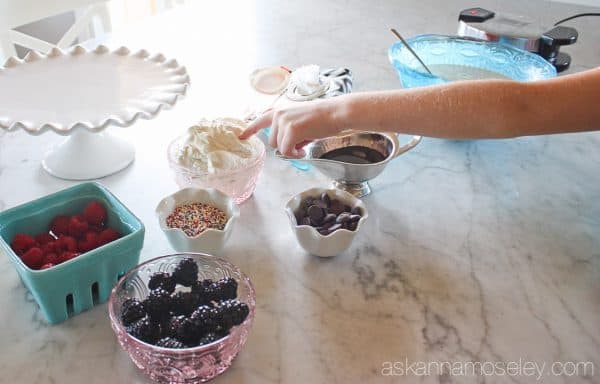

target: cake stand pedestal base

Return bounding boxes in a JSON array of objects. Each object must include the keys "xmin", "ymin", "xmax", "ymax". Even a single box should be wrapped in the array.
[{"xmin": 42, "ymin": 130, "xmax": 135, "ymax": 180}]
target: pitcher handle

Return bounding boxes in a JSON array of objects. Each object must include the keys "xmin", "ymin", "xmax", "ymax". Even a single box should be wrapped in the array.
[{"xmin": 388, "ymin": 133, "xmax": 422, "ymax": 158}]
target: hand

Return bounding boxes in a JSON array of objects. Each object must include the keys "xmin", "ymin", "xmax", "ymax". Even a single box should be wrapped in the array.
[{"xmin": 239, "ymin": 98, "xmax": 343, "ymax": 157}]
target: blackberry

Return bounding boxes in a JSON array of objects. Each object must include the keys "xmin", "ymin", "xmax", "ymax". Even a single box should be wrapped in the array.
[
  {"xmin": 198, "ymin": 332, "xmax": 220, "ymax": 346},
  {"xmin": 214, "ymin": 277, "xmax": 238, "ymax": 301},
  {"xmin": 191, "ymin": 305, "xmax": 219, "ymax": 333},
  {"xmin": 143, "ymin": 288, "xmax": 172, "ymax": 319},
  {"xmin": 120, "ymin": 298, "xmax": 146, "ymax": 326},
  {"xmin": 126, "ymin": 315, "xmax": 161, "ymax": 343},
  {"xmin": 192, "ymin": 279, "xmax": 218, "ymax": 305},
  {"xmin": 164, "ymin": 315, "xmax": 187, "ymax": 338},
  {"xmin": 172, "ymin": 257, "xmax": 198, "ymax": 286},
  {"xmin": 170, "ymin": 291, "xmax": 200, "ymax": 316},
  {"xmin": 215, "ymin": 300, "xmax": 249, "ymax": 329},
  {"xmin": 148, "ymin": 272, "xmax": 176, "ymax": 293},
  {"xmin": 175, "ymin": 317, "xmax": 202, "ymax": 345},
  {"xmin": 202, "ymin": 283, "xmax": 220, "ymax": 304},
  {"xmin": 191, "ymin": 279, "xmax": 213, "ymax": 294},
  {"xmin": 156, "ymin": 337, "xmax": 186, "ymax": 349}
]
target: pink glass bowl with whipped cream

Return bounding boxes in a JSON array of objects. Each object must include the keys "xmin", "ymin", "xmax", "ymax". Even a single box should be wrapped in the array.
[{"xmin": 167, "ymin": 119, "xmax": 266, "ymax": 204}]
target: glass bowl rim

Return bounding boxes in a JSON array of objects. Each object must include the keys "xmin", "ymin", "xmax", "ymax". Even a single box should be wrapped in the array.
[{"xmin": 388, "ymin": 33, "xmax": 557, "ymax": 80}]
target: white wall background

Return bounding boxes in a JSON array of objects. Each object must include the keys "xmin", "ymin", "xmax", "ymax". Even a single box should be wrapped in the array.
[{"xmin": 6, "ymin": 0, "xmax": 599, "ymax": 59}]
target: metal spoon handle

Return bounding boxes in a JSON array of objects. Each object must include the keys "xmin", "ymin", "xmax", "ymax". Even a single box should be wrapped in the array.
[{"xmin": 390, "ymin": 28, "xmax": 433, "ymax": 75}]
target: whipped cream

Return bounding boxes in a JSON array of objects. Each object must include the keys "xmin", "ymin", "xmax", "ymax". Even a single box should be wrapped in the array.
[
  {"xmin": 290, "ymin": 64, "xmax": 323, "ymax": 96},
  {"xmin": 177, "ymin": 118, "xmax": 262, "ymax": 173}
]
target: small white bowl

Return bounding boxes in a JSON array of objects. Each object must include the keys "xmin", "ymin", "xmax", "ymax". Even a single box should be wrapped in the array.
[
  {"xmin": 285, "ymin": 188, "xmax": 368, "ymax": 257},
  {"xmin": 155, "ymin": 188, "xmax": 239, "ymax": 254}
]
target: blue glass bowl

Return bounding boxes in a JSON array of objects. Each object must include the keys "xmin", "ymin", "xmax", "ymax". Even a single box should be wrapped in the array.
[{"xmin": 388, "ymin": 35, "xmax": 556, "ymax": 88}]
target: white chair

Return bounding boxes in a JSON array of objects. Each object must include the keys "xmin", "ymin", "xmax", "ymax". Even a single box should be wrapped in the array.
[{"xmin": 0, "ymin": 0, "xmax": 111, "ymax": 61}]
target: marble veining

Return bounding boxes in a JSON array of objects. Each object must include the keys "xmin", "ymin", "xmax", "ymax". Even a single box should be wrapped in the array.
[{"xmin": 1, "ymin": 0, "xmax": 599, "ymax": 383}]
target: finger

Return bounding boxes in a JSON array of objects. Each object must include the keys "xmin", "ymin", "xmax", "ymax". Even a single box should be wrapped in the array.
[
  {"xmin": 239, "ymin": 109, "xmax": 273, "ymax": 139},
  {"xmin": 295, "ymin": 140, "xmax": 311, "ymax": 149},
  {"xmin": 277, "ymin": 120, "xmax": 287, "ymax": 153},
  {"xmin": 281, "ymin": 129, "xmax": 305, "ymax": 158},
  {"xmin": 268, "ymin": 116, "xmax": 279, "ymax": 148}
]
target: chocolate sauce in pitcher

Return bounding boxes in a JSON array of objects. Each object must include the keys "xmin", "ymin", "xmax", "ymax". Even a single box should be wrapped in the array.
[{"xmin": 319, "ymin": 146, "xmax": 386, "ymax": 164}]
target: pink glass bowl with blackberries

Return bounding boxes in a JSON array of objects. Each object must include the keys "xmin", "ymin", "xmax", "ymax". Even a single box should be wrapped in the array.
[{"xmin": 108, "ymin": 253, "xmax": 256, "ymax": 383}]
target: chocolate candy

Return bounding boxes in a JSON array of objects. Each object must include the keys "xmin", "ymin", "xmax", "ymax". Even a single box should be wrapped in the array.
[
  {"xmin": 296, "ymin": 192, "xmax": 363, "ymax": 235},
  {"xmin": 307, "ymin": 205, "xmax": 325, "ymax": 223},
  {"xmin": 336, "ymin": 212, "xmax": 351, "ymax": 224},
  {"xmin": 320, "ymin": 192, "xmax": 331, "ymax": 207},
  {"xmin": 323, "ymin": 213, "xmax": 337, "ymax": 223}
]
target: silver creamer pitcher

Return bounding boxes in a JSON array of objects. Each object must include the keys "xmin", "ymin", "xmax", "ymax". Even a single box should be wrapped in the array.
[{"xmin": 276, "ymin": 132, "xmax": 421, "ymax": 197}]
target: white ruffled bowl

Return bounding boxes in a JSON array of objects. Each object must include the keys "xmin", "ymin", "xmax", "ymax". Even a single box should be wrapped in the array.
[
  {"xmin": 285, "ymin": 188, "xmax": 368, "ymax": 257},
  {"xmin": 155, "ymin": 188, "xmax": 239, "ymax": 254}
]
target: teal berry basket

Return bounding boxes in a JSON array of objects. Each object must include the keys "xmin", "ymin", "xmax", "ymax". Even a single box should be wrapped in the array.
[{"xmin": 0, "ymin": 182, "xmax": 145, "ymax": 324}]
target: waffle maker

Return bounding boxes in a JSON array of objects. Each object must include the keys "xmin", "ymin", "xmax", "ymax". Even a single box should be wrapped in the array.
[{"xmin": 457, "ymin": 7, "xmax": 578, "ymax": 72}]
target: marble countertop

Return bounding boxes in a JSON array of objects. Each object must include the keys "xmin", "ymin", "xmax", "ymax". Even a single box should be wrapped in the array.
[{"xmin": 1, "ymin": 1, "xmax": 599, "ymax": 383}]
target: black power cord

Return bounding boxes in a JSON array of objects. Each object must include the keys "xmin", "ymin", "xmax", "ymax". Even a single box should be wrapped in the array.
[{"xmin": 554, "ymin": 12, "xmax": 600, "ymax": 26}]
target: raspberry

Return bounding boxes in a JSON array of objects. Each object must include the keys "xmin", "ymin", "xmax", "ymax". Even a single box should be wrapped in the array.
[
  {"xmin": 50, "ymin": 216, "xmax": 70, "ymax": 236},
  {"xmin": 148, "ymin": 272, "xmax": 176, "ymax": 294},
  {"xmin": 143, "ymin": 288, "xmax": 171, "ymax": 319},
  {"xmin": 120, "ymin": 298, "xmax": 147, "ymax": 326},
  {"xmin": 58, "ymin": 251, "xmax": 79, "ymax": 263},
  {"xmin": 98, "ymin": 228, "xmax": 120, "ymax": 245},
  {"xmin": 10, "ymin": 233, "xmax": 37, "ymax": 255},
  {"xmin": 42, "ymin": 241, "xmax": 58, "ymax": 255},
  {"xmin": 126, "ymin": 315, "xmax": 161, "ymax": 344},
  {"xmin": 67, "ymin": 216, "xmax": 89, "ymax": 238},
  {"xmin": 43, "ymin": 253, "xmax": 59, "ymax": 265},
  {"xmin": 83, "ymin": 201, "xmax": 107, "ymax": 226},
  {"xmin": 88, "ymin": 224, "xmax": 105, "ymax": 233},
  {"xmin": 56, "ymin": 235, "xmax": 78, "ymax": 252},
  {"xmin": 21, "ymin": 247, "xmax": 44, "ymax": 269},
  {"xmin": 170, "ymin": 291, "xmax": 200, "ymax": 316},
  {"xmin": 172, "ymin": 258, "xmax": 198, "ymax": 286},
  {"xmin": 35, "ymin": 233, "xmax": 55, "ymax": 246},
  {"xmin": 156, "ymin": 337, "xmax": 186, "ymax": 349},
  {"xmin": 78, "ymin": 232, "xmax": 100, "ymax": 253},
  {"xmin": 40, "ymin": 263, "xmax": 55, "ymax": 270}
]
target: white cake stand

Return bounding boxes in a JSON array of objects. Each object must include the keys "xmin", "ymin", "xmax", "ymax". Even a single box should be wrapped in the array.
[{"xmin": 0, "ymin": 45, "xmax": 189, "ymax": 180}]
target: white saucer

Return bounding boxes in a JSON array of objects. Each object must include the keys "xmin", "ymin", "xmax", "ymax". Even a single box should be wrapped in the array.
[{"xmin": 249, "ymin": 66, "xmax": 290, "ymax": 94}]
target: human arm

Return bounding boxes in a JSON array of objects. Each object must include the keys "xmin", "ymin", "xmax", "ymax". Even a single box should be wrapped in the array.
[{"xmin": 240, "ymin": 67, "xmax": 600, "ymax": 157}]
